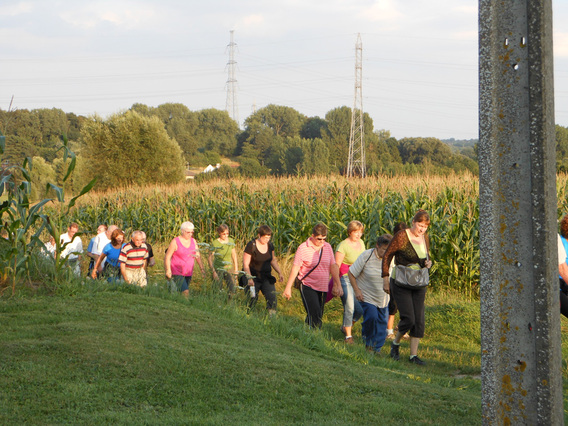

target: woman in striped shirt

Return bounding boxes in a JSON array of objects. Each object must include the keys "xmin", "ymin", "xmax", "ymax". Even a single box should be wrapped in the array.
[{"xmin": 283, "ymin": 223, "xmax": 342, "ymax": 328}]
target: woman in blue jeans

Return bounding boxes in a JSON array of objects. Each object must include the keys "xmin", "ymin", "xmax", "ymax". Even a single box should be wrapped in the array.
[{"xmin": 335, "ymin": 220, "xmax": 366, "ymax": 344}]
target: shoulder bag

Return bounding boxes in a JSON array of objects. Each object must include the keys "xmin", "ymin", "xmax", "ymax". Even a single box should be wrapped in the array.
[
  {"xmin": 294, "ymin": 248, "xmax": 323, "ymax": 289},
  {"xmin": 394, "ymin": 234, "xmax": 430, "ymax": 289}
]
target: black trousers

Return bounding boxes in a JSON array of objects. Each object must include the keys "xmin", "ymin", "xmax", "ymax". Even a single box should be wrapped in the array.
[
  {"xmin": 560, "ymin": 279, "xmax": 568, "ymax": 319},
  {"xmin": 300, "ymin": 283, "xmax": 326, "ymax": 329},
  {"xmin": 247, "ymin": 277, "xmax": 277, "ymax": 310},
  {"xmin": 390, "ymin": 278, "xmax": 427, "ymax": 338}
]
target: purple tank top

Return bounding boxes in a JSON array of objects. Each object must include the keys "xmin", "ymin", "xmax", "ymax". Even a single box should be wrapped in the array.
[{"xmin": 170, "ymin": 237, "xmax": 196, "ymax": 277}]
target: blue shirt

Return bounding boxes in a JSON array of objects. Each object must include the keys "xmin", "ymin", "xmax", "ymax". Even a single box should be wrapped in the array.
[
  {"xmin": 560, "ymin": 235, "xmax": 568, "ymax": 280},
  {"xmin": 87, "ymin": 237, "xmax": 96, "ymax": 253},
  {"xmin": 102, "ymin": 243, "xmax": 124, "ymax": 267}
]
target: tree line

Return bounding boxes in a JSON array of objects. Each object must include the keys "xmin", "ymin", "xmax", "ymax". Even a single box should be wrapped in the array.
[{"xmin": 9, "ymin": 102, "xmax": 567, "ymax": 196}]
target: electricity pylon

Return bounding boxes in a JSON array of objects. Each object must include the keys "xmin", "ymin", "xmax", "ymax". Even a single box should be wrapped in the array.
[
  {"xmin": 225, "ymin": 30, "xmax": 239, "ymax": 125},
  {"xmin": 347, "ymin": 33, "xmax": 366, "ymax": 177}
]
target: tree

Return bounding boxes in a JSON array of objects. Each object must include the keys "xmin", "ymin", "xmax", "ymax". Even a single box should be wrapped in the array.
[
  {"xmin": 194, "ymin": 108, "xmax": 239, "ymax": 157},
  {"xmin": 130, "ymin": 103, "xmax": 199, "ymax": 163},
  {"xmin": 556, "ymin": 124, "xmax": 568, "ymax": 172},
  {"xmin": 237, "ymin": 157, "xmax": 269, "ymax": 177},
  {"xmin": 323, "ymin": 106, "xmax": 375, "ymax": 174},
  {"xmin": 29, "ymin": 156, "xmax": 56, "ymax": 201},
  {"xmin": 34, "ymin": 108, "xmax": 70, "ymax": 161},
  {"xmin": 301, "ymin": 116, "xmax": 327, "ymax": 139},
  {"xmin": 322, "ymin": 106, "xmax": 352, "ymax": 173},
  {"xmin": 81, "ymin": 111, "xmax": 185, "ymax": 189},
  {"xmin": 239, "ymin": 105, "xmax": 306, "ymax": 166}
]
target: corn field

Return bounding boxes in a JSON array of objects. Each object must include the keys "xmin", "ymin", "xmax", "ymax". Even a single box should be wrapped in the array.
[{"xmin": 58, "ymin": 173, "xmax": 568, "ymax": 299}]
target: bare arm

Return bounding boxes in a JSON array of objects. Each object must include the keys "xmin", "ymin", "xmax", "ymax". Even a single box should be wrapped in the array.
[
  {"xmin": 120, "ymin": 263, "xmax": 128, "ymax": 283},
  {"xmin": 231, "ymin": 248, "xmax": 238, "ymax": 274},
  {"xmin": 335, "ymin": 251, "xmax": 345, "ymax": 266},
  {"xmin": 164, "ymin": 239, "xmax": 177, "ymax": 279},
  {"xmin": 330, "ymin": 263, "xmax": 342, "ymax": 297},
  {"xmin": 243, "ymin": 252, "xmax": 253, "ymax": 286},
  {"xmin": 560, "ymin": 262, "xmax": 568, "ymax": 283},
  {"xmin": 92, "ymin": 252, "xmax": 107, "ymax": 279},
  {"xmin": 348, "ymin": 270, "xmax": 363, "ymax": 302},
  {"xmin": 195, "ymin": 252, "xmax": 205, "ymax": 275},
  {"xmin": 270, "ymin": 251, "xmax": 284, "ymax": 281},
  {"xmin": 283, "ymin": 263, "xmax": 301, "ymax": 300}
]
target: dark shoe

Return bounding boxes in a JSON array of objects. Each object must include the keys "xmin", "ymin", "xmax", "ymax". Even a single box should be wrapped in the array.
[
  {"xmin": 341, "ymin": 326, "xmax": 347, "ymax": 336},
  {"xmin": 390, "ymin": 342, "xmax": 400, "ymax": 361},
  {"xmin": 409, "ymin": 356, "xmax": 426, "ymax": 366},
  {"xmin": 366, "ymin": 345, "xmax": 382, "ymax": 355},
  {"xmin": 345, "ymin": 336, "xmax": 355, "ymax": 345}
]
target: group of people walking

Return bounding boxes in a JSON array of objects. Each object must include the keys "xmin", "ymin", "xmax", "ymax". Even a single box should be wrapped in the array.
[
  {"xmin": 283, "ymin": 210, "xmax": 433, "ymax": 365},
  {"xmin": 49, "ymin": 209, "xmax": 433, "ymax": 365}
]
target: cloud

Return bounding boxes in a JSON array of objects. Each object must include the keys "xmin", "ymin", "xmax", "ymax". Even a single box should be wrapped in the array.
[
  {"xmin": 555, "ymin": 32, "xmax": 568, "ymax": 58},
  {"xmin": 0, "ymin": 2, "xmax": 33, "ymax": 16},
  {"xmin": 452, "ymin": 4, "xmax": 477, "ymax": 15},
  {"xmin": 59, "ymin": 2, "xmax": 159, "ymax": 30},
  {"xmin": 360, "ymin": 0, "xmax": 402, "ymax": 23},
  {"xmin": 238, "ymin": 13, "xmax": 265, "ymax": 31}
]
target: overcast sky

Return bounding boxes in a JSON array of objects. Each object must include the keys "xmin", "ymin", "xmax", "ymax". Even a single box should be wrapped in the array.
[{"xmin": 2, "ymin": 1, "xmax": 568, "ymax": 140}]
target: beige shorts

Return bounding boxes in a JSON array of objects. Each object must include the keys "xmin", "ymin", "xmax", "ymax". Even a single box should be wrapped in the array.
[{"xmin": 124, "ymin": 267, "xmax": 147, "ymax": 287}]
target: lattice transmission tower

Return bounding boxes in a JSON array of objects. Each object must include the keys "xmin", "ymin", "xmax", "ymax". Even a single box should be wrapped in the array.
[
  {"xmin": 225, "ymin": 30, "xmax": 239, "ymax": 125},
  {"xmin": 347, "ymin": 33, "xmax": 366, "ymax": 177}
]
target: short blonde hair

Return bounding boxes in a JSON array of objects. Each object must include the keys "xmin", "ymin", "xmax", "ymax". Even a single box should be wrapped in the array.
[{"xmin": 347, "ymin": 220, "xmax": 364, "ymax": 235}]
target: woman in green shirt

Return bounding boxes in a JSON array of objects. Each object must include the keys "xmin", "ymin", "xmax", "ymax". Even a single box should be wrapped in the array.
[
  {"xmin": 208, "ymin": 224, "xmax": 239, "ymax": 293},
  {"xmin": 336, "ymin": 220, "xmax": 366, "ymax": 344}
]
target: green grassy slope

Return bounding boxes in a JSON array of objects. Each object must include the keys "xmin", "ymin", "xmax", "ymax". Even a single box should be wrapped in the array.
[{"xmin": 0, "ymin": 286, "xmax": 482, "ymax": 424}]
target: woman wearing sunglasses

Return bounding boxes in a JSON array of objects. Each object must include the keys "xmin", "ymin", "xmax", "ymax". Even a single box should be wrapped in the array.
[{"xmin": 283, "ymin": 223, "xmax": 342, "ymax": 328}]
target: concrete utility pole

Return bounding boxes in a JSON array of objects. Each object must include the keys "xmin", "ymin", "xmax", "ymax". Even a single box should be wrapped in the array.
[
  {"xmin": 225, "ymin": 30, "xmax": 239, "ymax": 126},
  {"xmin": 479, "ymin": 1, "xmax": 563, "ymax": 424},
  {"xmin": 347, "ymin": 33, "xmax": 365, "ymax": 178}
]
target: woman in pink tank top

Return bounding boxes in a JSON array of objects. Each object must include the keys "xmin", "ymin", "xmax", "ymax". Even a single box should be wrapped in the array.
[{"xmin": 165, "ymin": 221, "xmax": 205, "ymax": 297}]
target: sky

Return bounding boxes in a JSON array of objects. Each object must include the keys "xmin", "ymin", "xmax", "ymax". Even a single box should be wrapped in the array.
[{"xmin": 1, "ymin": 0, "xmax": 568, "ymax": 141}]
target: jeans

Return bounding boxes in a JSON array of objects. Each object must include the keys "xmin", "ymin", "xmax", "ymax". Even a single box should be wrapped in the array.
[
  {"xmin": 361, "ymin": 302, "xmax": 389, "ymax": 352},
  {"xmin": 340, "ymin": 275, "xmax": 363, "ymax": 327}
]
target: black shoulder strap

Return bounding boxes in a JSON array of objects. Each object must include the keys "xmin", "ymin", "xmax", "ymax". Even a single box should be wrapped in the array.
[
  {"xmin": 364, "ymin": 249, "xmax": 374, "ymax": 265},
  {"xmin": 302, "ymin": 247, "xmax": 323, "ymax": 281}
]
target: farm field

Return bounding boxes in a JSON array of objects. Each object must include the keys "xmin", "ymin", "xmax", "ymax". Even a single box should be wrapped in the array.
[
  {"xmin": 67, "ymin": 173, "xmax": 482, "ymax": 297},
  {"xmin": 4, "ymin": 173, "xmax": 568, "ymax": 422}
]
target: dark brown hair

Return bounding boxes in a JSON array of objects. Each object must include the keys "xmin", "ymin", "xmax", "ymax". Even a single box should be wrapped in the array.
[
  {"xmin": 561, "ymin": 215, "xmax": 568, "ymax": 239},
  {"xmin": 412, "ymin": 210, "xmax": 430, "ymax": 225},
  {"xmin": 110, "ymin": 229, "xmax": 125, "ymax": 246},
  {"xmin": 392, "ymin": 222, "xmax": 408, "ymax": 234},
  {"xmin": 217, "ymin": 224, "xmax": 229, "ymax": 235},
  {"xmin": 312, "ymin": 223, "xmax": 328, "ymax": 237},
  {"xmin": 257, "ymin": 225, "xmax": 272, "ymax": 237},
  {"xmin": 376, "ymin": 234, "xmax": 393, "ymax": 247}
]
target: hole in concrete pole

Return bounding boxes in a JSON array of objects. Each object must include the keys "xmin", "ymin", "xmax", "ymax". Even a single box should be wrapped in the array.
[
  {"xmin": 513, "ymin": 64, "xmax": 519, "ymax": 70},
  {"xmin": 521, "ymin": 37, "xmax": 526, "ymax": 47},
  {"xmin": 504, "ymin": 38, "xmax": 509, "ymax": 47}
]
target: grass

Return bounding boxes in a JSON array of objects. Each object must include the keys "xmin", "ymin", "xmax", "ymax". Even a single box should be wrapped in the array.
[
  {"xmin": 0, "ymin": 275, "xmax": 484, "ymax": 425},
  {"xmin": 4, "ymin": 256, "xmax": 568, "ymax": 424}
]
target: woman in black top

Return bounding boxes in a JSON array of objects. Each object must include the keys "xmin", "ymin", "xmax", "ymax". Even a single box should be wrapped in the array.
[
  {"xmin": 382, "ymin": 210, "xmax": 433, "ymax": 366},
  {"xmin": 243, "ymin": 225, "xmax": 284, "ymax": 314}
]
